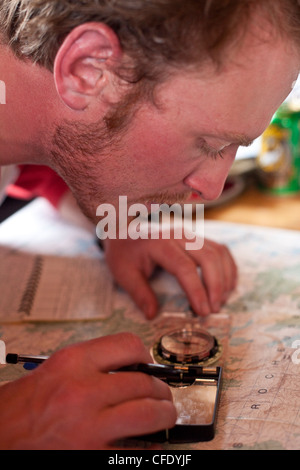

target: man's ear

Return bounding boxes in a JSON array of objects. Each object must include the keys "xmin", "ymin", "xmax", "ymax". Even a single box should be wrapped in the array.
[{"xmin": 54, "ymin": 22, "xmax": 123, "ymax": 111}]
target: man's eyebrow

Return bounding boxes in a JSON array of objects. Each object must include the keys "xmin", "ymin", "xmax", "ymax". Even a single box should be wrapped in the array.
[{"xmin": 221, "ymin": 132, "xmax": 254, "ymax": 147}]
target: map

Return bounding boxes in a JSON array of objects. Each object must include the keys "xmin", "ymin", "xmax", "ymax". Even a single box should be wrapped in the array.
[{"xmin": 0, "ymin": 199, "xmax": 299, "ymax": 450}]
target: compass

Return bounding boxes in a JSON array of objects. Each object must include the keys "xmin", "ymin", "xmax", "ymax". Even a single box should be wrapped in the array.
[{"xmin": 152, "ymin": 327, "xmax": 222, "ymax": 366}]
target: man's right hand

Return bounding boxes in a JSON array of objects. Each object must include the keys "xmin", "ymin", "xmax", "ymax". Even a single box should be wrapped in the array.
[{"xmin": 0, "ymin": 333, "xmax": 177, "ymax": 449}]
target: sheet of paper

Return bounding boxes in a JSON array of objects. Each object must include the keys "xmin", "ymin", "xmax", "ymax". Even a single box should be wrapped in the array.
[
  {"xmin": 0, "ymin": 245, "xmax": 113, "ymax": 322},
  {"xmin": 0, "ymin": 199, "xmax": 113, "ymax": 322}
]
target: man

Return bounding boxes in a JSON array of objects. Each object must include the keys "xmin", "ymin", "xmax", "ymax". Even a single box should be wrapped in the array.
[{"xmin": 0, "ymin": 0, "xmax": 299, "ymax": 449}]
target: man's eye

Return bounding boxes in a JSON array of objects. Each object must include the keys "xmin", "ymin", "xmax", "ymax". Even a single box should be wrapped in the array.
[
  {"xmin": 197, "ymin": 141, "xmax": 225, "ymax": 160},
  {"xmin": 217, "ymin": 149, "xmax": 225, "ymax": 159}
]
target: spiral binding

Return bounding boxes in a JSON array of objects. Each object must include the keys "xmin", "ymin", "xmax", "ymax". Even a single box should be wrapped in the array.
[{"xmin": 18, "ymin": 255, "xmax": 43, "ymax": 316}]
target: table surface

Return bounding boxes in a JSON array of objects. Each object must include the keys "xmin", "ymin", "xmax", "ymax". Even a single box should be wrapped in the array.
[{"xmin": 205, "ymin": 179, "xmax": 300, "ymax": 231}]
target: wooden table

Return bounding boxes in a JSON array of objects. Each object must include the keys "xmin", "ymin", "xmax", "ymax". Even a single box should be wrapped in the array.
[{"xmin": 205, "ymin": 179, "xmax": 300, "ymax": 231}]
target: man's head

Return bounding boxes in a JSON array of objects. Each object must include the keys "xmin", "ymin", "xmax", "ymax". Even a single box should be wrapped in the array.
[{"xmin": 1, "ymin": 0, "xmax": 300, "ymax": 220}]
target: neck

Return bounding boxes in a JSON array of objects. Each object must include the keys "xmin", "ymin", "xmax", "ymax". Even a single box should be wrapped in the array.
[{"xmin": 0, "ymin": 45, "xmax": 58, "ymax": 166}]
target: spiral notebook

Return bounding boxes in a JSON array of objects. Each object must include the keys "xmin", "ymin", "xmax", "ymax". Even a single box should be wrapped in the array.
[{"xmin": 0, "ymin": 245, "xmax": 113, "ymax": 322}]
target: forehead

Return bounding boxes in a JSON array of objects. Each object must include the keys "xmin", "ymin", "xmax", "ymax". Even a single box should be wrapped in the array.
[{"xmin": 156, "ymin": 33, "xmax": 300, "ymax": 144}]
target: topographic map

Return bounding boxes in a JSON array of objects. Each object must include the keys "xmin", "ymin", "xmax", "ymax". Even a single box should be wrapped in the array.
[{"xmin": 0, "ymin": 199, "xmax": 299, "ymax": 450}]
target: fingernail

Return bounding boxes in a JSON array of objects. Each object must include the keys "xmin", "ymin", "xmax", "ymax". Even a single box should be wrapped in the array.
[
  {"xmin": 222, "ymin": 291, "xmax": 231, "ymax": 303},
  {"xmin": 196, "ymin": 302, "xmax": 210, "ymax": 316},
  {"xmin": 142, "ymin": 303, "xmax": 156, "ymax": 319},
  {"xmin": 212, "ymin": 302, "xmax": 221, "ymax": 312}
]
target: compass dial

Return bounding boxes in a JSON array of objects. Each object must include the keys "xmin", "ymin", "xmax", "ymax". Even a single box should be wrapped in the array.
[{"xmin": 153, "ymin": 328, "xmax": 221, "ymax": 366}]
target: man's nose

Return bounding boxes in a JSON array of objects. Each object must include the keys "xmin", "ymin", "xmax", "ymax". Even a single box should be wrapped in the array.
[
  {"xmin": 183, "ymin": 150, "xmax": 237, "ymax": 202},
  {"xmin": 184, "ymin": 171, "xmax": 228, "ymax": 201}
]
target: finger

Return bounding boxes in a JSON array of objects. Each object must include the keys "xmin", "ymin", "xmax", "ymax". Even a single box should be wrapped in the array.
[
  {"xmin": 99, "ymin": 398, "xmax": 177, "ymax": 444},
  {"xmin": 218, "ymin": 243, "xmax": 238, "ymax": 295},
  {"xmin": 199, "ymin": 242, "xmax": 237, "ymax": 308},
  {"xmin": 151, "ymin": 241, "xmax": 211, "ymax": 316},
  {"xmin": 205, "ymin": 240, "xmax": 237, "ymax": 291},
  {"xmin": 97, "ymin": 371, "xmax": 173, "ymax": 407},
  {"xmin": 114, "ymin": 266, "xmax": 159, "ymax": 319},
  {"xmin": 190, "ymin": 243, "xmax": 225, "ymax": 312},
  {"xmin": 47, "ymin": 332, "xmax": 153, "ymax": 374},
  {"xmin": 43, "ymin": 370, "xmax": 173, "ymax": 421},
  {"xmin": 89, "ymin": 333, "xmax": 154, "ymax": 372}
]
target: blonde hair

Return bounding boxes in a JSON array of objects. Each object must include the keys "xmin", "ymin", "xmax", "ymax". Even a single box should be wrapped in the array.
[{"xmin": 1, "ymin": 0, "xmax": 300, "ymax": 85}]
